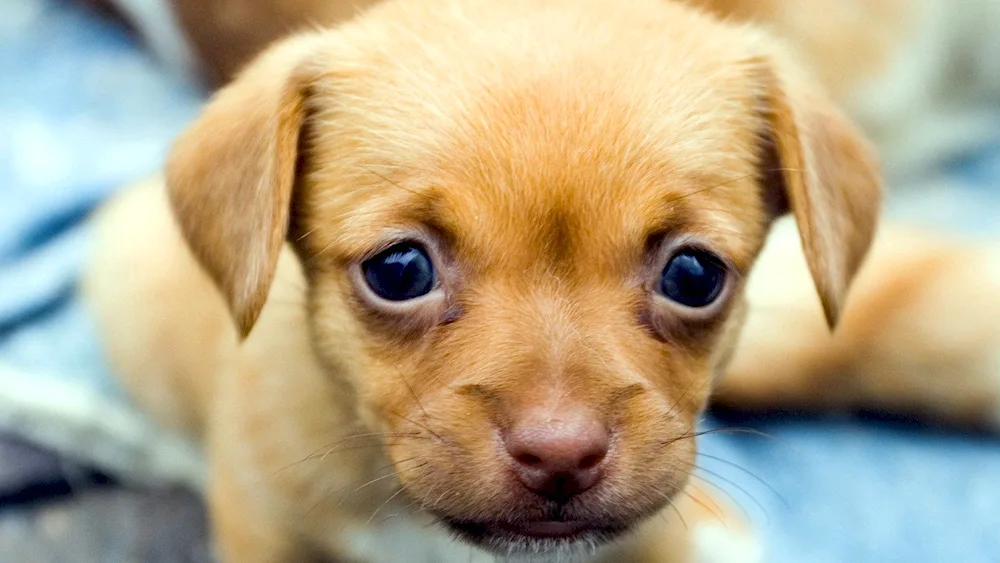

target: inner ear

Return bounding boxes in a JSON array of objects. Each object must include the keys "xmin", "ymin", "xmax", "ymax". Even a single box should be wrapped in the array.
[
  {"xmin": 756, "ymin": 132, "xmax": 790, "ymax": 221},
  {"xmin": 285, "ymin": 118, "xmax": 316, "ymax": 247}
]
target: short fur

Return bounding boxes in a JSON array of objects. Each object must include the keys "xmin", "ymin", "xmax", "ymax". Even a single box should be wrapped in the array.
[
  {"xmin": 90, "ymin": 0, "xmax": 1000, "ymax": 180},
  {"xmin": 82, "ymin": 0, "xmax": 1000, "ymax": 561}
]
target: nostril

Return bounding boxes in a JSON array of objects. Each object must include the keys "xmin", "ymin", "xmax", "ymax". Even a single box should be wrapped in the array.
[
  {"xmin": 505, "ymin": 432, "xmax": 609, "ymax": 473},
  {"xmin": 516, "ymin": 453, "xmax": 543, "ymax": 466},
  {"xmin": 578, "ymin": 452, "xmax": 605, "ymax": 470}
]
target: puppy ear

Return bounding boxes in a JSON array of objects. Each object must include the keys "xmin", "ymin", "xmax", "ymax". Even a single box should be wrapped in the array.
[
  {"xmin": 752, "ymin": 57, "xmax": 883, "ymax": 328},
  {"xmin": 166, "ymin": 34, "xmax": 324, "ymax": 338}
]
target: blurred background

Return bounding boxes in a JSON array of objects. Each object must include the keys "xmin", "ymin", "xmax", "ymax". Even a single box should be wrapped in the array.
[{"xmin": 1, "ymin": 0, "xmax": 1000, "ymax": 561}]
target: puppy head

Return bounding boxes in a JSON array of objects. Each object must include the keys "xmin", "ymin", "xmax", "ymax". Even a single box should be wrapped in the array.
[{"xmin": 167, "ymin": 0, "xmax": 880, "ymax": 554}]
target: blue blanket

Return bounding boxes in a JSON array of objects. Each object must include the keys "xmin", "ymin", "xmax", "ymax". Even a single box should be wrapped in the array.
[{"xmin": 2, "ymin": 1, "xmax": 999, "ymax": 561}]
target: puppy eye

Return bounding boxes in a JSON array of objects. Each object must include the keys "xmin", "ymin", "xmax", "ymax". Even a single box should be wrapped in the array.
[
  {"xmin": 362, "ymin": 243, "xmax": 436, "ymax": 301},
  {"xmin": 659, "ymin": 248, "xmax": 727, "ymax": 308}
]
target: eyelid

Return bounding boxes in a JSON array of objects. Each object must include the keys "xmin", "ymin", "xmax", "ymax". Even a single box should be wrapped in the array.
[
  {"xmin": 655, "ymin": 236, "xmax": 737, "ymax": 279},
  {"xmin": 364, "ymin": 240, "xmax": 429, "ymax": 265},
  {"xmin": 358, "ymin": 233, "xmax": 428, "ymax": 263},
  {"xmin": 668, "ymin": 245, "xmax": 740, "ymax": 287}
]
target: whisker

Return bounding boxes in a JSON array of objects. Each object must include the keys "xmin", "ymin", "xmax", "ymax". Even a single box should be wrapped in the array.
[
  {"xmin": 681, "ymin": 482, "xmax": 725, "ymax": 522},
  {"xmin": 696, "ymin": 452, "xmax": 786, "ymax": 507},
  {"xmin": 305, "ymin": 456, "xmax": 425, "ymax": 516},
  {"xmin": 663, "ymin": 376, "xmax": 715, "ymax": 426},
  {"xmin": 663, "ymin": 173, "xmax": 757, "ymax": 205},
  {"xmin": 366, "ymin": 483, "xmax": 415, "ymax": 525},
  {"xmin": 315, "ymin": 439, "xmax": 420, "ymax": 463},
  {"xmin": 387, "ymin": 410, "xmax": 444, "ymax": 442},
  {"xmin": 375, "ymin": 495, "xmax": 425, "ymax": 526},
  {"xmin": 660, "ymin": 167, "xmax": 805, "ymax": 209},
  {"xmin": 689, "ymin": 472, "xmax": 756, "ymax": 526},
  {"xmin": 295, "ymin": 225, "xmax": 323, "ymax": 242},
  {"xmin": 662, "ymin": 497, "xmax": 688, "ymax": 531},
  {"xmin": 692, "ymin": 466, "xmax": 768, "ymax": 526},
  {"xmin": 274, "ymin": 431, "xmax": 424, "ymax": 475},
  {"xmin": 344, "ymin": 458, "xmax": 421, "ymax": 501},
  {"xmin": 664, "ymin": 426, "xmax": 778, "ymax": 448},
  {"xmin": 305, "ymin": 238, "xmax": 340, "ymax": 264},
  {"xmin": 360, "ymin": 164, "xmax": 423, "ymax": 197},
  {"xmin": 391, "ymin": 366, "xmax": 445, "ymax": 443}
]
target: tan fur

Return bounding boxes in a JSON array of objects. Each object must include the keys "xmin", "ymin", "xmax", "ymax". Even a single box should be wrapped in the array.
[
  {"xmin": 98, "ymin": 0, "xmax": 1000, "ymax": 182},
  {"xmin": 82, "ymin": 0, "xmax": 884, "ymax": 561},
  {"xmin": 716, "ymin": 218, "xmax": 1000, "ymax": 429}
]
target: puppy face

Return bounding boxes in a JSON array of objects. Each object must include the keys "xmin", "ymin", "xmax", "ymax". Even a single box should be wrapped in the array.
[{"xmin": 166, "ymin": 0, "xmax": 880, "ymax": 555}]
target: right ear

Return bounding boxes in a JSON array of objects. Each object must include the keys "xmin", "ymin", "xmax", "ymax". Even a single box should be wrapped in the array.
[
  {"xmin": 748, "ymin": 53, "xmax": 883, "ymax": 329},
  {"xmin": 167, "ymin": 34, "xmax": 326, "ymax": 338}
]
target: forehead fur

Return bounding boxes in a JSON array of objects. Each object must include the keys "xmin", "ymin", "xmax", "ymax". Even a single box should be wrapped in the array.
[{"xmin": 299, "ymin": 0, "xmax": 773, "ymax": 271}]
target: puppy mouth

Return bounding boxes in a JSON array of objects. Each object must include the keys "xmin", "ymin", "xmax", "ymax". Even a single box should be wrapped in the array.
[
  {"xmin": 498, "ymin": 520, "xmax": 592, "ymax": 538},
  {"xmin": 441, "ymin": 517, "xmax": 630, "ymax": 553}
]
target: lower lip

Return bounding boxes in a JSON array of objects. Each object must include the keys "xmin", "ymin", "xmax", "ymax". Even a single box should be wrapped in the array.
[
  {"xmin": 443, "ymin": 517, "xmax": 629, "ymax": 553},
  {"xmin": 497, "ymin": 520, "xmax": 592, "ymax": 539}
]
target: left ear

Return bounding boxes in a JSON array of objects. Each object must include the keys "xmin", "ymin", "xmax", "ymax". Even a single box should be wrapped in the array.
[
  {"xmin": 166, "ymin": 33, "xmax": 328, "ymax": 338},
  {"xmin": 748, "ymin": 54, "xmax": 883, "ymax": 328}
]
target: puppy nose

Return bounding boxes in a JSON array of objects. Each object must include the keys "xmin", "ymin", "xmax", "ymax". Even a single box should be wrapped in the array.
[{"xmin": 503, "ymin": 407, "xmax": 610, "ymax": 503}]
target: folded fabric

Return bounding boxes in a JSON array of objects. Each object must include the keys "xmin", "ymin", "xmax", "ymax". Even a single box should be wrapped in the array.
[{"xmin": 0, "ymin": 0, "xmax": 205, "ymax": 488}]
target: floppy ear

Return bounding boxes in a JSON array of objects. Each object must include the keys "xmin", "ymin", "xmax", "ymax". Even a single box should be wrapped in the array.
[
  {"xmin": 751, "ymin": 56, "xmax": 883, "ymax": 328},
  {"xmin": 166, "ymin": 34, "xmax": 325, "ymax": 338}
]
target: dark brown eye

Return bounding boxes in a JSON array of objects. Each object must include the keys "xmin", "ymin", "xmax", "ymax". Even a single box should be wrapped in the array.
[
  {"xmin": 659, "ymin": 248, "xmax": 727, "ymax": 307},
  {"xmin": 362, "ymin": 243, "xmax": 435, "ymax": 301}
]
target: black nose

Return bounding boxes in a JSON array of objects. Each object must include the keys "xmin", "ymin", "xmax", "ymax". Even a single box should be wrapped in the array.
[{"xmin": 502, "ymin": 407, "xmax": 610, "ymax": 504}]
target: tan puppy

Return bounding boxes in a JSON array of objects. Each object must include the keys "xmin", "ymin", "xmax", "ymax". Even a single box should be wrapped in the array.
[{"xmin": 82, "ymin": 0, "xmax": 889, "ymax": 561}]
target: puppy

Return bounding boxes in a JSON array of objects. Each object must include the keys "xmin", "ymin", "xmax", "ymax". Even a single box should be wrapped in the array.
[{"xmin": 83, "ymin": 0, "xmax": 886, "ymax": 561}]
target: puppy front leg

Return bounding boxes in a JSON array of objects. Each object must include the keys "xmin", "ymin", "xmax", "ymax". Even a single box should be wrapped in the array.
[
  {"xmin": 714, "ymin": 220, "xmax": 1000, "ymax": 429},
  {"xmin": 208, "ymin": 463, "xmax": 323, "ymax": 563}
]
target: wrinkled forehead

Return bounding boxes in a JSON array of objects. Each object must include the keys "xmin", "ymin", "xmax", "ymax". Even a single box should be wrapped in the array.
[{"xmin": 303, "ymin": 27, "xmax": 771, "ymax": 274}]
